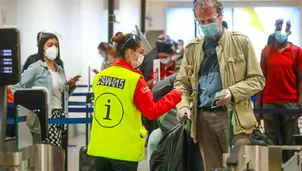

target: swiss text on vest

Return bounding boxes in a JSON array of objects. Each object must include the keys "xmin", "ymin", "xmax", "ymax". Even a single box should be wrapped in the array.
[{"xmin": 97, "ymin": 76, "xmax": 126, "ymax": 89}]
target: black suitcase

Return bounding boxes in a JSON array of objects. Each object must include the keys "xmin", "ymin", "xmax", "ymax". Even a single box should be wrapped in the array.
[{"xmin": 79, "ymin": 146, "xmax": 95, "ymax": 171}]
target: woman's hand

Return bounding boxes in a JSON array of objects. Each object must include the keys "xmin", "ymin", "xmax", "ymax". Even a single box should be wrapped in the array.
[
  {"xmin": 174, "ymin": 85, "xmax": 185, "ymax": 96},
  {"xmin": 67, "ymin": 76, "xmax": 80, "ymax": 86},
  {"xmin": 92, "ymin": 69, "xmax": 99, "ymax": 74}
]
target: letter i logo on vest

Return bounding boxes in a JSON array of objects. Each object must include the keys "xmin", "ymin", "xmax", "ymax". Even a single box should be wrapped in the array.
[{"xmin": 94, "ymin": 93, "xmax": 124, "ymax": 128}]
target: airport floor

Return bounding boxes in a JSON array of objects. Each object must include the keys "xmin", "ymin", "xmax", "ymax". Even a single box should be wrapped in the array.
[{"xmin": 67, "ymin": 134, "xmax": 149, "ymax": 171}]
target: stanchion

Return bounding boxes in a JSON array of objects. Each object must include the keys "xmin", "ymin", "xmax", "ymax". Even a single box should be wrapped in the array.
[
  {"xmin": 86, "ymin": 66, "xmax": 92, "ymax": 146},
  {"xmin": 88, "ymin": 66, "xmax": 91, "ymax": 92},
  {"xmin": 63, "ymin": 126, "xmax": 68, "ymax": 171},
  {"xmin": 85, "ymin": 95, "xmax": 92, "ymax": 146}
]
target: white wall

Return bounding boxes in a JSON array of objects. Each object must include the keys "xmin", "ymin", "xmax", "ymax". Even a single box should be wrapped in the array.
[
  {"xmin": 145, "ymin": 1, "xmax": 193, "ymax": 31},
  {"xmin": 115, "ymin": 0, "xmax": 141, "ymax": 33}
]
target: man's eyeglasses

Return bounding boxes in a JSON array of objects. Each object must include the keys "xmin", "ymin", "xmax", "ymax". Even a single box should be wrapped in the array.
[{"xmin": 197, "ymin": 14, "xmax": 219, "ymax": 25}]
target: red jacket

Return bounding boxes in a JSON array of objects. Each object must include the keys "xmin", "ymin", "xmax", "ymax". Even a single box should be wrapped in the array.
[
  {"xmin": 111, "ymin": 59, "xmax": 181, "ymax": 120},
  {"xmin": 148, "ymin": 61, "xmax": 176, "ymax": 82}
]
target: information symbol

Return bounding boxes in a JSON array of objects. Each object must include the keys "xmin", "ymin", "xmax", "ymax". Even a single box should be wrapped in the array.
[
  {"xmin": 104, "ymin": 99, "xmax": 111, "ymax": 120},
  {"xmin": 94, "ymin": 93, "xmax": 124, "ymax": 128}
]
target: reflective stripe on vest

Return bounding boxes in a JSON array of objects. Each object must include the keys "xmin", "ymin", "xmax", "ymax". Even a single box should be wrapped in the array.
[{"xmin": 88, "ymin": 66, "xmax": 147, "ymax": 162}]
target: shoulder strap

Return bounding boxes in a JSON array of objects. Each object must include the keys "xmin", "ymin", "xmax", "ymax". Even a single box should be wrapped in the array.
[
  {"xmin": 290, "ymin": 44, "xmax": 300, "ymax": 90},
  {"xmin": 291, "ymin": 44, "xmax": 299, "ymax": 69},
  {"xmin": 262, "ymin": 44, "xmax": 273, "ymax": 77}
]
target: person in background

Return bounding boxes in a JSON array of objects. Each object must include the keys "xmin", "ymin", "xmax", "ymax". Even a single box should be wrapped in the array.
[
  {"xmin": 88, "ymin": 31, "xmax": 184, "ymax": 171},
  {"xmin": 92, "ymin": 42, "xmax": 115, "ymax": 73},
  {"xmin": 147, "ymin": 42, "xmax": 175, "ymax": 84},
  {"xmin": 176, "ymin": 39, "xmax": 184, "ymax": 54},
  {"xmin": 175, "ymin": 0, "xmax": 265, "ymax": 170},
  {"xmin": 144, "ymin": 41, "xmax": 176, "ymax": 147},
  {"xmin": 22, "ymin": 31, "xmax": 64, "ymax": 72},
  {"xmin": 256, "ymin": 19, "xmax": 302, "ymax": 162},
  {"xmin": 138, "ymin": 34, "xmax": 172, "ymax": 147},
  {"xmin": 6, "ymin": 31, "xmax": 66, "ymax": 138},
  {"xmin": 222, "ymin": 20, "xmax": 228, "ymax": 30},
  {"xmin": 22, "ymin": 32, "xmax": 42, "ymax": 72},
  {"xmin": 9, "ymin": 32, "xmax": 78, "ymax": 149},
  {"xmin": 174, "ymin": 39, "xmax": 185, "ymax": 72},
  {"xmin": 139, "ymin": 34, "xmax": 169, "ymax": 88}
]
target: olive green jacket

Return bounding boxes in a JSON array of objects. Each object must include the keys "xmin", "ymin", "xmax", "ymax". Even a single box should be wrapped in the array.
[{"xmin": 174, "ymin": 30, "xmax": 265, "ymax": 142}]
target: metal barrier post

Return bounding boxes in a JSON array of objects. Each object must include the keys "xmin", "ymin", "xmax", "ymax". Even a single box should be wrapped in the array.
[
  {"xmin": 85, "ymin": 94, "xmax": 93, "ymax": 146},
  {"xmin": 64, "ymin": 130, "xmax": 68, "ymax": 171},
  {"xmin": 63, "ymin": 85, "xmax": 69, "ymax": 171},
  {"xmin": 86, "ymin": 66, "xmax": 91, "ymax": 146}
]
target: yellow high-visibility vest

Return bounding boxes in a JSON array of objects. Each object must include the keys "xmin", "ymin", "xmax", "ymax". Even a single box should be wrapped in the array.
[{"xmin": 88, "ymin": 65, "xmax": 147, "ymax": 162}]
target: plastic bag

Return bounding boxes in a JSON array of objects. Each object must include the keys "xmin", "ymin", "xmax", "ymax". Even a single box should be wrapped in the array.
[
  {"xmin": 158, "ymin": 108, "xmax": 179, "ymax": 134},
  {"xmin": 150, "ymin": 123, "xmax": 191, "ymax": 171}
]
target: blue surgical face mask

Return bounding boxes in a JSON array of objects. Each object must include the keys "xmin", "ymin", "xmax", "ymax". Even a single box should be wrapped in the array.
[
  {"xmin": 100, "ymin": 52, "xmax": 108, "ymax": 59},
  {"xmin": 199, "ymin": 22, "xmax": 220, "ymax": 37},
  {"xmin": 275, "ymin": 31, "xmax": 288, "ymax": 44}
]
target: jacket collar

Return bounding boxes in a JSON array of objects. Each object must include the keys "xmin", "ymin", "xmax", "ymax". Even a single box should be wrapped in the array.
[
  {"xmin": 111, "ymin": 58, "xmax": 143, "ymax": 75},
  {"xmin": 198, "ymin": 28, "xmax": 227, "ymax": 46},
  {"xmin": 218, "ymin": 28, "xmax": 227, "ymax": 46},
  {"xmin": 39, "ymin": 60, "xmax": 64, "ymax": 72}
]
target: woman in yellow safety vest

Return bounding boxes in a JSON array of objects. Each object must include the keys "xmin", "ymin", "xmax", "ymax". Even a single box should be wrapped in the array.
[{"xmin": 88, "ymin": 32, "xmax": 184, "ymax": 171}]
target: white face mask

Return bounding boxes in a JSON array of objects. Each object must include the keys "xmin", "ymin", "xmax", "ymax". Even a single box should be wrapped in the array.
[
  {"xmin": 178, "ymin": 45, "xmax": 183, "ymax": 51},
  {"xmin": 131, "ymin": 52, "xmax": 144, "ymax": 68},
  {"xmin": 160, "ymin": 57, "xmax": 172, "ymax": 65},
  {"xmin": 45, "ymin": 46, "xmax": 58, "ymax": 61}
]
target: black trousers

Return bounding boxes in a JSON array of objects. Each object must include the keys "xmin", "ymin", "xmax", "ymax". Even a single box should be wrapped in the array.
[{"xmin": 95, "ymin": 157, "xmax": 138, "ymax": 171}]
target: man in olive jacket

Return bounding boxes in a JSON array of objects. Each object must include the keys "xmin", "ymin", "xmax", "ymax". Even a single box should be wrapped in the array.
[{"xmin": 174, "ymin": 0, "xmax": 265, "ymax": 171}]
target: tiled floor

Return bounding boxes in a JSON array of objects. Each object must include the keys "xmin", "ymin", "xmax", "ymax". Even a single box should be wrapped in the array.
[{"xmin": 67, "ymin": 134, "xmax": 148, "ymax": 171}]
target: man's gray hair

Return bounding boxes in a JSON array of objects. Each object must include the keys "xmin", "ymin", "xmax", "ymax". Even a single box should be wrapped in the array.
[{"xmin": 193, "ymin": 0, "xmax": 224, "ymax": 16}]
